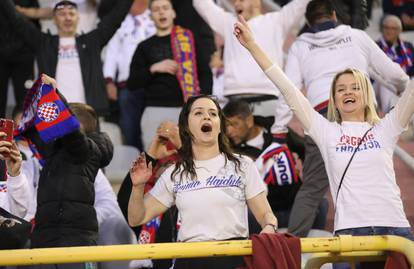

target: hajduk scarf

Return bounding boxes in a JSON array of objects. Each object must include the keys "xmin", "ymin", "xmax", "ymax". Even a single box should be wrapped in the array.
[
  {"xmin": 262, "ymin": 145, "xmax": 298, "ymax": 186},
  {"xmin": 14, "ymin": 77, "xmax": 80, "ymax": 165},
  {"xmin": 170, "ymin": 25, "xmax": 200, "ymax": 102},
  {"xmin": 378, "ymin": 37, "xmax": 413, "ymax": 73}
]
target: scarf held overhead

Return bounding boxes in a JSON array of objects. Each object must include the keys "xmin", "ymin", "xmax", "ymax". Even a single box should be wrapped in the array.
[
  {"xmin": 170, "ymin": 25, "xmax": 200, "ymax": 102},
  {"xmin": 14, "ymin": 77, "xmax": 80, "ymax": 165}
]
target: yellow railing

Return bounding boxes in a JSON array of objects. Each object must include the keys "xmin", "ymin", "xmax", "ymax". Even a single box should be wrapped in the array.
[
  {"xmin": 0, "ymin": 235, "xmax": 413, "ymax": 267},
  {"xmin": 305, "ymin": 251, "xmax": 387, "ymax": 269}
]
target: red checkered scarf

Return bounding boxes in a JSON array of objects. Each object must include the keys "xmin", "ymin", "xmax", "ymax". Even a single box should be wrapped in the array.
[{"xmin": 379, "ymin": 37, "xmax": 413, "ymax": 73}]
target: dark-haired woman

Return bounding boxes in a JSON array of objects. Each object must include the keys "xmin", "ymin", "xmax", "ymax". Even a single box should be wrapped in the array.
[{"xmin": 128, "ymin": 95, "xmax": 277, "ymax": 269}]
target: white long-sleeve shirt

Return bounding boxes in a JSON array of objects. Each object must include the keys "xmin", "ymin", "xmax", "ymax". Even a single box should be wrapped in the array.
[
  {"xmin": 103, "ymin": 10, "xmax": 156, "ymax": 83},
  {"xmin": 193, "ymin": 0, "xmax": 309, "ymax": 97},
  {"xmin": 285, "ymin": 25, "xmax": 409, "ymax": 109},
  {"xmin": 0, "ymin": 173, "xmax": 31, "ymax": 218},
  {"xmin": 264, "ymin": 63, "xmax": 414, "ymax": 231},
  {"xmin": 94, "ymin": 169, "xmax": 125, "ymax": 225}
]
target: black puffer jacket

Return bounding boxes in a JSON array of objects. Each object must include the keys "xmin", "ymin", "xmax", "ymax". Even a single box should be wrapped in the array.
[{"xmin": 28, "ymin": 130, "xmax": 113, "ymax": 248}]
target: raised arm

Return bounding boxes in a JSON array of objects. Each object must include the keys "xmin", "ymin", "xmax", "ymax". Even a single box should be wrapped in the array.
[
  {"xmin": 15, "ymin": 6, "xmax": 53, "ymax": 19},
  {"xmin": 0, "ymin": 0, "xmax": 42, "ymax": 51},
  {"xmin": 92, "ymin": 0, "xmax": 133, "ymax": 47},
  {"xmin": 193, "ymin": 0, "xmax": 230, "ymax": 36},
  {"xmin": 394, "ymin": 80, "xmax": 414, "ymax": 128},
  {"xmin": 276, "ymin": 0, "xmax": 310, "ymax": 37},
  {"xmin": 234, "ymin": 16, "xmax": 315, "ymax": 131}
]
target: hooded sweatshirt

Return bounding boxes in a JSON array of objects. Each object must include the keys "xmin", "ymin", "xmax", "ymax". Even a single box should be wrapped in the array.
[
  {"xmin": 193, "ymin": 0, "xmax": 310, "ymax": 97},
  {"xmin": 285, "ymin": 24, "xmax": 409, "ymax": 109}
]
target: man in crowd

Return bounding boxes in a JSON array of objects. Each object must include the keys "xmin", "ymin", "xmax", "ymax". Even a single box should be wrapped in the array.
[
  {"xmin": 128, "ymin": 0, "xmax": 212, "ymax": 150},
  {"xmin": 223, "ymin": 100, "xmax": 328, "ymax": 230},
  {"xmin": 193, "ymin": 0, "xmax": 311, "ymax": 143},
  {"xmin": 0, "ymin": 0, "xmax": 132, "ymax": 116}
]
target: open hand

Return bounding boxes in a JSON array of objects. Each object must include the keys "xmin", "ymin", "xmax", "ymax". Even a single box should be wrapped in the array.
[
  {"xmin": 234, "ymin": 15, "xmax": 255, "ymax": 49},
  {"xmin": 41, "ymin": 74, "xmax": 58, "ymax": 89},
  {"xmin": 129, "ymin": 152, "xmax": 153, "ymax": 187},
  {"xmin": 157, "ymin": 121, "xmax": 181, "ymax": 149}
]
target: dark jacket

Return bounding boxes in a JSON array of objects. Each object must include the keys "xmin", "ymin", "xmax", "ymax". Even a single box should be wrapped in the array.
[
  {"xmin": 27, "ymin": 129, "xmax": 113, "ymax": 248},
  {"xmin": 0, "ymin": 0, "xmax": 132, "ymax": 115}
]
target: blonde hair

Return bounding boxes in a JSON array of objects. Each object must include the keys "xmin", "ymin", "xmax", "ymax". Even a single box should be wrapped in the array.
[{"xmin": 327, "ymin": 68, "xmax": 380, "ymax": 125}]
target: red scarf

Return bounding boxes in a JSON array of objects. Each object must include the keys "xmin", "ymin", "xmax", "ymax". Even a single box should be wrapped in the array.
[{"xmin": 170, "ymin": 25, "xmax": 200, "ymax": 102}]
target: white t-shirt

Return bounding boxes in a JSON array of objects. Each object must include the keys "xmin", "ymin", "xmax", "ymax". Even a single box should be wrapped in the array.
[
  {"xmin": 55, "ymin": 37, "xmax": 86, "ymax": 103},
  {"xmin": 264, "ymin": 65, "xmax": 414, "ymax": 232},
  {"xmin": 149, "ymin": 154, "xmax": 265, "ymax": 242},
  {"xmin": 309, "ymin": 111, "xmax": 410, "ymax": 231}
]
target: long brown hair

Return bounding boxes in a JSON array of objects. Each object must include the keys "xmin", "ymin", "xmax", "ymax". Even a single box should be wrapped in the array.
[{"xmin": 171, "ymin": 95, "xmax": 240, "ymax": 181}]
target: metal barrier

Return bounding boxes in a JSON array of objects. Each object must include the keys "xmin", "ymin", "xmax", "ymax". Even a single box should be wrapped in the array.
[
  {"xmin": 305, "ymin": 251, "xmax": 387, "ymax": 269},
  {"xmin": 0, "ymin": 235, "xmax": 413, "ymax": 267}
]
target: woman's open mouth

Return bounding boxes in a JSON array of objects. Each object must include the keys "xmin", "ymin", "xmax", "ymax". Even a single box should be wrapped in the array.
[{"xmin": 201, "ymin": 123, "xmax": 212, "ymax": 133}]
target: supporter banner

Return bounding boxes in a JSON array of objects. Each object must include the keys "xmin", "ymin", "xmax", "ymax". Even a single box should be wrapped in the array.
[{"xmin": 170, "ymin": 25, "xmax": 200, "ymax": 102}]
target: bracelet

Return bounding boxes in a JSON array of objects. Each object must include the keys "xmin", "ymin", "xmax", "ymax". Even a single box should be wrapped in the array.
[{"xmin": 264, "ymin": 223, "xmax": 278, "ymax": 232}]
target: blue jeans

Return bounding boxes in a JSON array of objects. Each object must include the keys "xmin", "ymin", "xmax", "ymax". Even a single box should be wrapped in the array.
[
  {"xmin": 118, "ymin": 88, "xmax": 145, "ymax": 151},
  {"xmin": 333, "ymin": 226, "xmax": 414, "ymax": 269}
]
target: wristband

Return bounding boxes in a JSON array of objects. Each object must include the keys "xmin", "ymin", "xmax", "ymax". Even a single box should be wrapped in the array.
[{"xmin": 264, "ymin": 223, "xmax": 278, "ymax": 232}]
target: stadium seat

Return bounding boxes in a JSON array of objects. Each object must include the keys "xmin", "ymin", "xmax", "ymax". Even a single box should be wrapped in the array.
[{"xmin": 105, "ymin": 145, "xmax": 140, "ymax": 184}]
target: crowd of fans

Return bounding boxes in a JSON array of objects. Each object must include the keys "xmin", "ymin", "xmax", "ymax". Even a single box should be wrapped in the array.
[{"xmin": 0, "ymin": 0, "xmax": 414, "ymax": 268}]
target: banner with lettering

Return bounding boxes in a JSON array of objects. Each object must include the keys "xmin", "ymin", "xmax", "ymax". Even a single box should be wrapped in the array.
[
  {"xmin": 170, "ymin": 25, "xmax": 200, "ymax": 102},
  {"xmin": 260, "ymin": 144, "xmax": 298, "ymax": 186}
]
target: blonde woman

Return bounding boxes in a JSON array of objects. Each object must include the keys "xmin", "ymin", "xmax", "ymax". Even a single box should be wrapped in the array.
[{"xmin": 234, "ymin": 15, "xmax": 414, "ymax": 243}]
